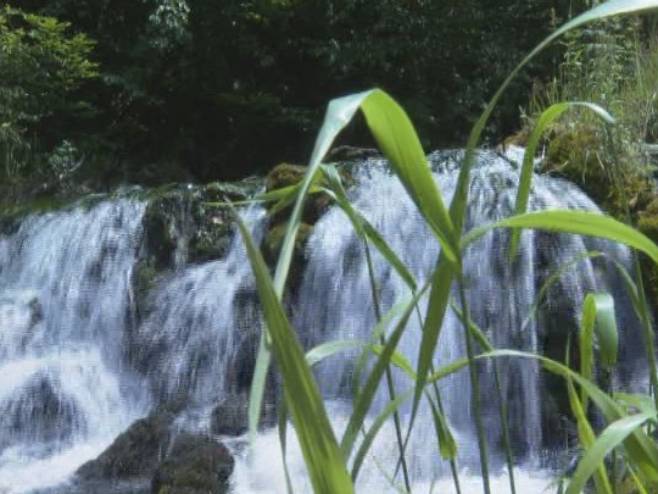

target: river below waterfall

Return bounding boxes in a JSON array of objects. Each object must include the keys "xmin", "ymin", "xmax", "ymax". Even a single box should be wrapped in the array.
[{"xmin": 0, "ymin": 149, "xmax": 645, "ymax": 493}]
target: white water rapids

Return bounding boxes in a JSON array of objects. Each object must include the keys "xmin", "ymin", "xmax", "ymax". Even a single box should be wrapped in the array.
[{"xmin": 0, "ymin": 149, "xmax": 642, "ymax": 493}]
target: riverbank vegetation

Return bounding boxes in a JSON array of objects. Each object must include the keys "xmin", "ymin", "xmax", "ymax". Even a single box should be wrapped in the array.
[{"xmin": 0, "ymin": 0, "xmax": 615, "ymax": 206}]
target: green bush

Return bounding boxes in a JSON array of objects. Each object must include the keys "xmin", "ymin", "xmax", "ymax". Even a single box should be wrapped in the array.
[{"xmin": 0, "ymin": 5, "xmax": 97, "ymax": 184}]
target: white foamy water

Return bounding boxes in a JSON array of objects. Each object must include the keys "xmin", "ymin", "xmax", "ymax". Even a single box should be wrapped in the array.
[
  {"xmin": 0, "ymin": 150, "xmax": 643, "ymax": 493},
  {"xmin": 0, "ymin": 198, "xmax": 148, "ymax": 493},
  {"xmin": 229, "ymin": 406, "xmax": 557, "ymax": 494}
]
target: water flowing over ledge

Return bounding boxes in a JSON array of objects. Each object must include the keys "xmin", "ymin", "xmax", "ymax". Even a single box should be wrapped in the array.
[{"xmin": 0, "ymin": 150, "xmax": 645, "ymax": 493}]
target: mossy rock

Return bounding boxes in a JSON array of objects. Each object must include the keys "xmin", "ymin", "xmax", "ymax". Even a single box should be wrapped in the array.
[
  {"xmin": 77, "ymin": 409, "xmax": 176, "ymax": 481},
  {"xmin": 263, "ymin": 222, "xmax": 313, "ymax": 290},
  {"xmin": 151, "ymin": 434, "xmax": 233, "ymax": 494},
  {"xmin": 265, "ymin": 162, "xmax": 340, "ymax": 226},
  {"xmin": 264, "ymin": 222, "xmax": 312, "ymax": 265},
  {"xmin": 265, "ymin": 162, "xmax": 307, "ymax": 191},
  {"xmin": 501, "ymin": 129, "xmax": 530, "ymax": 148},
  {"xmin": 544, "ymin": 126, "xmax": 610, "ymax": 206},
  {"xmin": 203, "ymin": 179, "xmax": 262, "ymax": 203},
  {"xmin": 543, "ymin": 125, "xmax": 654, "ymax": 218}
]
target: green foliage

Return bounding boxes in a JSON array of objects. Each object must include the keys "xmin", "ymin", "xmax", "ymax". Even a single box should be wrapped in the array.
[{"xmin": 0, "ymin": 5, "xmax": 97, "ymax": 182}]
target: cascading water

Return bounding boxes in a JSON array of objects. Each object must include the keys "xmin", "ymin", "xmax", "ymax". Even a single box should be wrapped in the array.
[
  {"xmin": 232, "ymin": 149, "xmax": 640, "ymax": 493},
  {"xmin": 130, "ymin": 206, "xmax": 266, "ymax": 422},
  {"xmin": 0, "ymin": 149, "xmax": 644, "ymax": 493},
  {"xmin": 0, "ymin": 198, "xmax": 148, "ymax": 492}
]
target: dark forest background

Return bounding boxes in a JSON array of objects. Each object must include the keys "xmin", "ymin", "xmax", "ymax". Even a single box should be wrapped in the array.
[{"xmin": 0, "ymin": 1, "xmax": 609, "ymax": 189}]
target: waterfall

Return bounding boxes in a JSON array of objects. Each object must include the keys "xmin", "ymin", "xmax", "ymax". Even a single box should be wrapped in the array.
[
  {"xmin": 0, "ymin": 150, "xmax": 643, "ymax": 493},
  {"xmin": 232, "ymin": 149, "xmax": 638, "ymax": 492},
  {"xmin": 0, "ymin": 198, "xmax": 147, "ymax": 492},
  {"xmin": 131, "ymin": 206, "xmax": 266, "ymax": 420}
]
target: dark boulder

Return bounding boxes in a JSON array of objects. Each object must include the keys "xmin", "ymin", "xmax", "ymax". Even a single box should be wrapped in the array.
[
  {"xmin": 76, "ymin": 410, "xmax": 175, "ymax": 480},
  {"xmin": 210, "ymin": 396, "xmax": 248, "ymax": 436},
  {"xmin": 151, "ymin": 433, "xmax": 234, "ymax": 494},
  {"xmin": 210, "ymin": 394, "xmax": 276, "ymax": 436}
]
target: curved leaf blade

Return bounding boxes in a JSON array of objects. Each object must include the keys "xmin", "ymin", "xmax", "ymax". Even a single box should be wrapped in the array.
[
  {"xmin": 464, "ymin": 210, "xmax": 658, "ymax": 267},
  {"xmin": 509, "ymin": 102, "xmax": 614, "ymax": 259},
  {"xmin": 234, "ymin": 209, "xmax": 354, "ymax": 494},
  {"xmin": 566, "ymin": 412, "xmax": 655, "ymax": 494}
]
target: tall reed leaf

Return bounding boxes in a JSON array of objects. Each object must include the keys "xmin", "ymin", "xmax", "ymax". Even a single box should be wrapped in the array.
[
  {"xmin": 566, "ymin": 375, "xmax": 614, "ymax": 494},
  {"xmin": 296, "ymin": 89, "xmax": 458, "ymax": 263},
  {"xmin": 453, "ymin": 0, "xmax": 658, "ymax": 236},
  {"xmin": 480, "ymin": 350, "xmax": 658, "ymax": 482},
  {"xmin": 248, "ymin": 90, "xmax": 379, "ymax": 452},
  {"xmin": 234, "ymin": 210, "xmax": 353, "ymax": 494},
  {"xmin": 591, "ymin": 293, "xmax": 619, "ymax": 370},
  {"xmin": 566, "ymin": 412, "xmax": 655, "ymax": 494},
  {"xmin": 463, "ymin": 210, "xmax": 658, "ymax": 266},
  {"xmin": 580, "ymin": 295, "xmax": 597, "ymax": 405},
  {"xmin": 351, "ymin": 390, "xmax": 414, "ymax": 481},
  {"xmin": 341, "ymin": 283, "xmax": 429, "ymax": 458},
  {"xmin": 359, "ymin": 90, "xmax": 458, "ymax": 261},
  {"xmin": 509, "ymin": 102, "xmax": 614, "ymax": 259}
]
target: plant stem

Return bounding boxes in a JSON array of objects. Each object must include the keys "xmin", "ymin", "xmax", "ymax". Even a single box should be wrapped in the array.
[
  {"xmin": 493, "ymin": 363, "xmax": 516, "ymax": 494},
  {"xmin": 432, "ymin": 387, "xmax": 462, "ymax": 494},
  {"xmin": 457, "ymin": 273, "xmax": 491, "ymax": 494},
  {"xmin": 364, "ymin": 239, "xmax": 412, "ymax": 492}
]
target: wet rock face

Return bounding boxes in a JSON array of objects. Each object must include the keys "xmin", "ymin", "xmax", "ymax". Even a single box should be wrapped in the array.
[
  {"xmin": 210, "ymin": 395, "xmax": 249, "ymax": 436},
  {"xmin": 209, "ymin": 392, "xmax": 276, "ymax": 436},
  {"xmin": 0, "ymin": 374, "xmax": 81, "ymax": 450},
  {"xmin": 133, "ymin": 180, "xmax": 259, "ymax": 322},
  {"xmin": 0, "ymin": 290, "xmax": 43, "ymax": 353},
  {"xmin": 76, "ymin": 410, "xmax": 175, "ymax": 481},
  {"xmin": 151, "ymin": 434, "xmax": 234, "ymax": 494}
]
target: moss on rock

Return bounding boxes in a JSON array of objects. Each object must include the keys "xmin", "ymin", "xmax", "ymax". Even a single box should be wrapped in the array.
[
  {"xmin": 543, "ymin": 123, "xmax": 658, "ymax": 315},
  {"xmin": 151, "ymin": 434, "xmax": 233, "ymax": 494},
  {"xmin": 265, "ymin": 162, "xmax": 306, "ymax": 191},
  {"xmin": 543, "ymin": 125, "xmax": 654, "ymax": 218}
]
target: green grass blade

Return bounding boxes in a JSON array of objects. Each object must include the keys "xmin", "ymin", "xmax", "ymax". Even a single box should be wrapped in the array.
[
  {"xmin": 566, "ymin": 412, "xmax": 655, "ymax": 494},
  {"xmin": 275, "ymin": 90, "xmax": 373, "ymax": 294},
  {"xmin": 277, "ymin": 399, "xmax": 294, "ymax": 494},
  {"xmin": 350, "ymin": 389, "xmax": 414, "ymax": 481},
  {"xmin": 509, "ymin": 102, "xmax": 614, "ymax": 260},
  {"xmin": 409, "ymin": 256, "xmax": 455, "ymax": 440},
  {"xmin": 306, "ymin": 340, "xmax": 364, "ymax": 367},
  {"xmin": 359, "ymin": 89, "xmax": 458, "ymax": 261},
  {"xmin": 591, "ymin": 293, "xmax": 619, "ymax": 370},
  {"xmin": 566, "ymin": 375, "xmax": 614, "ymax": 494},
  {"xmin": 427, "ymin": 393, "xmax": 458, "ymax": 460},
  {"xmin": 369, "ymin": 344, "xmax": 416, "ymax": 379},
  {"xmin": 234, "ymin": 209, "xmax": 354, "ymax": 494},
  {"xmin": 608, "ymin": 258, "xmax": 641, "ymax": 319},
  {"xmin": 249, "ymin": 335, "xmax": 271, "ymax": 445},
  {"xmin": 352, "ymin": 297, "xmax": 412, "ymax": 397},
  {"xmin": 463, "ymin": 210, "xmax": 658, "ymax": 266},
  {"xmin": 479, "ymin": 350, "xmax": 658, "ymax": 482},
  {"xmin": 341, "ymin": 283, "xmax": 429, "ymax": 458},
  {"xmin": 580, "ymin": 295, "xmax": 597, "ymax": 406},
  {"xmin": 615, "ymin": 393, "xmax": 657, "ymax": 417},
  {"xmin": 247, "ymin": 91, "xmax": 372, "ymax": 472},
  {"xmin": 427, "ymin": 358, "xmax": 470, "ymax": 384},
  {"xmin": 452, "ymin": 0, "xmax": 658, "ymax": 236}
]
